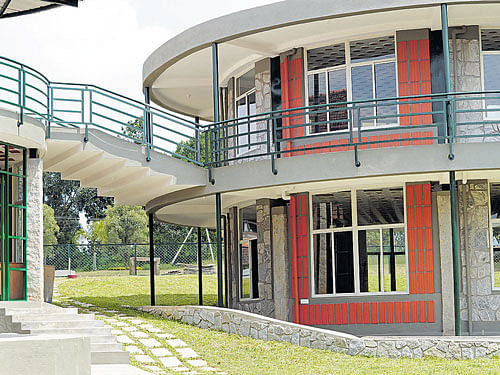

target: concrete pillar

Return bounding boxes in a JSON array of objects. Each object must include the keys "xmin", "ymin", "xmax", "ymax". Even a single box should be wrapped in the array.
[
  {"xmin": 26, "ymin": 158, "xmax": 44, "ymax": 301},
  {"xmin": 272, "ymin": 205, "xmax": 289, "ymax": 321},
  {"xmin": 436, "ymin": 191, "xmax": 455, "ymax": 335}
]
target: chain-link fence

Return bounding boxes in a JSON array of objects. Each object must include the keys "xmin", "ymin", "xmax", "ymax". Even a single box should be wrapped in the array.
[{"xmin": 44, "ymin": 242, "xmax": 218, "ymax": 276}]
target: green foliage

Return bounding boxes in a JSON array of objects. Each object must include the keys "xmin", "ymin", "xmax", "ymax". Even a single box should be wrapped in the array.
[
  {"xmin": 43, "ymin": 172, "xmax": 113, "ymax": 244},
  {"xmin": 43, "ymin": 204, "xmax": 59, "ymax": 247},
  {"xmin": 174, "ymin": 134, "xmax": 206, "ymax": 164},
  {"xmin": 74, "ymin": 220, "xmax": 107, "ymax": 244},
  {"xmin": 122, "ymin": 118, "xmax": 144, "ymax": 144},
  {"xmin": 100, "ymin": 205, "xmax": 148, "ymax": 244}
]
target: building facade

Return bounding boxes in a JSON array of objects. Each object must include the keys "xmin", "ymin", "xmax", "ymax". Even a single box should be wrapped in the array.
[{"xmin": 142, "ymin": 1, "xmax": 500, "ymax": 336}]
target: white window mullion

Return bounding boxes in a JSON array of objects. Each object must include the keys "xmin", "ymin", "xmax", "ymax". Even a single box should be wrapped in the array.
[
  {"xmin": 379, "ymin": 228, "xmax": 384, "ymax": 292},
  {"xmin": 331, "ymin": 232, "xmax": 337, "ymax": 295},
  {"xmin": 372, "ymin": 63, "xmax": 377, "ymax": 127}
]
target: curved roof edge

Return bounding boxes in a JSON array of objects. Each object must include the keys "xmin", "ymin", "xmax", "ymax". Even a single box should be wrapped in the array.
[{"xmin": 142, "ymin": 0, "xmax": 487, "ymax": 91}]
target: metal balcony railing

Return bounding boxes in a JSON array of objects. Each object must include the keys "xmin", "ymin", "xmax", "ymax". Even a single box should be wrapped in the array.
[{"xmin": 1, "ymin": 55, "xmax": 500, "ymax": 179}]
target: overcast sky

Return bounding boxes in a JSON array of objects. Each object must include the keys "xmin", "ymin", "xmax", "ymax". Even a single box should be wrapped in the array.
[{"xmin": 0, "ymin": 0, "xmax": 279, "ymax": 101}]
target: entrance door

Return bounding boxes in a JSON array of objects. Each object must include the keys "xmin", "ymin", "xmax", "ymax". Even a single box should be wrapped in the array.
[{"xmin": 0, "ymin": 144, "xmax": 27, "ymax": 301}]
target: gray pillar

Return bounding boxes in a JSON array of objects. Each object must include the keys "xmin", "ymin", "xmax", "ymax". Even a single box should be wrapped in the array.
[
  {"xmin": 272, "ymin": 205, "xmax": 289, "ymax": 321},
  {"xmin": 437, "ymin": 191, "xmax": 455, "ymax": 335},
  {"xmin": 26, "ymin": 158, "xmax": 43, "ymax": 301}
]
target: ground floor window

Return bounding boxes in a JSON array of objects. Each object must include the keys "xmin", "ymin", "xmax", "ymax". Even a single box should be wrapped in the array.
[
  {"xmin": 239, "ymin": 205, "xmax": 258, "ymax": 299},
  {"xmin": 490, "ymin": 183, "xmax": 500, "ymax": 288},
  {"xmin": 312, "ymin": 187, "xmax": 408, "ymax": 296}
]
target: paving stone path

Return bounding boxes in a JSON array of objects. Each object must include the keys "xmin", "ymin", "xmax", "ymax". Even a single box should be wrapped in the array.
[{"xmin": 52, "ymin": 289, "xmax": 225, "ymax": 375}]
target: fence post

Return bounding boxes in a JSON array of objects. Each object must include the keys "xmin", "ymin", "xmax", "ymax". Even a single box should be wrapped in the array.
[
  {"xmin": 67, "ymin": 244, "xmax": 71, "ymax": 275},
  {"xmin": 134, "ymin": 243, "xmax": 137, "ymax": 276},
  {"xmin": 92, "ymin": 242, "xmax": 97, "ymax": 271}
]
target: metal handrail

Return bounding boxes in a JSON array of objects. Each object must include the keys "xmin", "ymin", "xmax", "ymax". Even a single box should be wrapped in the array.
[{"xmin": 2, "ymin": 55, "xmax": 500, "ymax": 176}]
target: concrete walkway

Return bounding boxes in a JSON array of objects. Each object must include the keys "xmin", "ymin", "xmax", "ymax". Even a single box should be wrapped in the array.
[{"xmin": 53, "ymin": 291, "xmax": 225, "ymax": 375}]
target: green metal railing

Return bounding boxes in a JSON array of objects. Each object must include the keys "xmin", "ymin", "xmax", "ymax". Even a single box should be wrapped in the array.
[{"xmin": 2, "ymin": 55, "xmax": 500, "ymax": 176}]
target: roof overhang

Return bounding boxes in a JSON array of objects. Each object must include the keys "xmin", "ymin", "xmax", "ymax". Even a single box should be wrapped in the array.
[
  {"xmin": 143, "ymin": 0, "xmax": 499, "ymax": 120},
  {"xmin": 0, "ymin": 0, "xmax": 78, "ymax": 19}
]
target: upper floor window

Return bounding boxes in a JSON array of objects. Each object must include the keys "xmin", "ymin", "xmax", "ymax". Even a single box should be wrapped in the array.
[
  {"xmin": 306, "ymin": 36, "xmax": 398, "ymax": 134},
  {"xmin": 481, "ymin": 30, "xmax": 500, "ymax": 120},
  {"xmin": 235, "ymin": 69, "xmax": 256, "ymax": 154}
]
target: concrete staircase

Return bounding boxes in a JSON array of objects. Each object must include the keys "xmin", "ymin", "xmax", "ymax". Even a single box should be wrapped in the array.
[{"xmin": 0, "ymin": 302, "xmax": 129, "ymax": 365}]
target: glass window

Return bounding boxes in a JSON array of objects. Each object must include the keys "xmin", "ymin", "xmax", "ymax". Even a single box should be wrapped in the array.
[
  {"xmin": 490, "ymin": 183, "xmax": 500, "ymax": 288},
  {"xmin": 307, "ymin": 43, "xmax": 345, "ymax": 71},
  {"xmin": 312, "ymin": 188, "xmax": 408, "ymax": 296},
  {"xmin": 240, "ymin": 205, "xmax": 259, "ymax": 299},
  {"xmin": 328, "ymin": 69, "xmax": 348, "ymax": 131},
  {"xmin": 308, "ymin": 73, "xmax": 328, "ymax": 133},
  {"xmin": 236, "ymin": 68, "xmax": 255, "ymax": 97},
  {"xmin": 356, "ymin": 188, "xmax": 404, "ymax": 226},
  {"xmin": 235, "ymin": 69, "xmax": 257, "ymax": 154},
  {"xmin": 312, "ymin": 191, "xmax": 352, "ymax": 230}
]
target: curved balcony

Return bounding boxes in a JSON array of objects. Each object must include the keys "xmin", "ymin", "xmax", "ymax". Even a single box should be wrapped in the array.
[{"xmin": 2, "ymin": 54, "xmax": 500, "ymax": 217}]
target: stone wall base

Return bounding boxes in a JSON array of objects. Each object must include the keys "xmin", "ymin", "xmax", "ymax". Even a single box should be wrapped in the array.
[{"xmin": 138, "ymin": 305, "xmax": 500, "ymax": 360}]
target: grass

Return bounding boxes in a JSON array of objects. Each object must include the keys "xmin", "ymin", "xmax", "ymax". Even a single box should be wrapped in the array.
[{"xmin": 57, "ymin": 275, "xmax": 500, "ymax": 375}]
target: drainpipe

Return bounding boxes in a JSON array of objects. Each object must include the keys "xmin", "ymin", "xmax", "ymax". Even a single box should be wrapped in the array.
[
  {"xmin": 442, "ymin": 3, "xmax": 461, "ymax": 336},
  {"xmin": 149, "ymin": 213, "xmax": 156, "ymax": 306}
]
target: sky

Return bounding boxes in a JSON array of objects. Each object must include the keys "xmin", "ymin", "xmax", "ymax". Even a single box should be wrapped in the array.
[{"xmin": 0, "ymin": 0, "xmax": 279, "ymax": 101}]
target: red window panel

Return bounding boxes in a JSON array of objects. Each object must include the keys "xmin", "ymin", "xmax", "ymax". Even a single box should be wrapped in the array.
[
  {"xmin": 418, "ymin": 301, "xmax": 427, "ymax": 323},
  {"xmin": 371, "ymin": 302, "xmax": 378, "ymax": 324},
  {"xmin": 328, "ymin": 304, "xmax": 334, "ymax": 325},
  {"xmin": 410, "ymin": 301, "xmax": 418, "ymax": 323},
  {"xmin": 426, "ymin": 301, "xmax": 435, "ymax": 322},
  {"xmin": 378, "ymin": 302, "xmax": 386, "ymax": 324},
  {"xmin": 316, "ymin": 304, "xmax": 322, "ymax": 325},
  {"xmin": 426, "ymin": 272, "xmax": 435, "ymax": 294},
  {"xmin": 334, "ymin": 304, "xmax": 341, "ymax": 325},
  {"xmin": 402, "ymin": 302, "xmax": 411, "ymax": 323},
  {"xmin": 356, "ymin": 303, "xmax": 363, "ymax": 324},
  {"xmin": 418, "ymin": 273, "xmax": 426, "ymax": 294},
  {"xmin": 341, "ymin": 304, "xmax": 349, "ymax": 325},
  {"xmin": 395, "ymin": 301, "xmax": 402, "ymax": 323},
  {"xmin": 386, "ymin": 302, "xmax": 394, "ymax": 323},
  {"xmin": 321, "ymin": 304, "xmax": 328, "ymax": 325},
  {"xmin": 363, "ymin": 303, "xmax": 370, "ymax": 324},
  {"xmin": 348, "ymin": 303, "xmax": 356, "ymax": 324}
]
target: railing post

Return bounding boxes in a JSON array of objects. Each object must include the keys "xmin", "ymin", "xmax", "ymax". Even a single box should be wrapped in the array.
[
  {"xmin": 354, "ymin": 106, "xmax": 361, "ymax": 167},
  {"xmin": 47, "ymin": 85, "xmax": 53, "ymax": 138},
  {"xmin": 211, "ymin": 42, "xmax": 220, "ymax": 175},
  {"xmin": 144, "ymin": 87, "xmax": 152, "ymax": 162},
  {"xmin": 134, "ymin": 243, "xmax": 137, "ymax": 276},
  {"xmin": 441, "ymin": 3, "xmax": 454, "ymax": 160},
  {"xmin": 195, "ymin": 116, "xmax": 201, "ymax": 164},
  {"xmin": 18, "ymin": 65, "xmax": 25, "ymax": 126},
  {"xmin": 67, "ymin": 244, "xmax": 71, "ymax": 275},
  {"xmin": 197, "ymin": 227, "xmax": 203, "ymax": 305},
  {"xmin": 215, "ymin": 193, "xmax": 223, "ymax": 307},
  {"xmin": 148, "ymin": 213, "xmax": 156, "ymax": 306},
  {"xmin": 83, "ymin": 86, "xmax": 89, "ymax": 142}
]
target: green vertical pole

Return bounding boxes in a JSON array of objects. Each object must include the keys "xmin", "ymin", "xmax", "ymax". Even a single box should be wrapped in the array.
[
  {"xmin": 134, "ymin": 243, "xmax": 137, "ymax": 276},
  {"xmin": 148, "ymin": 213, "xmax": 156, "ymax": 306},
  {"xmin": 449, "ymin": 171, "xmax": 461, "ymax": 336},
  {"xmin": 22, "ymin": 149, "xmax": 27, "ymax": 300},
  {"xmin": 442, "ymin": 3, "xmax": 461, "ymax": 336},
  {"xmin": 67, "ymin": 244, "xmax": 71, "ymax": 275},
  {"xmin": 4, "ymin": 147, "xmax": 9, "ymax": 301},
  {"xmin": 0, "ymin": 173, "xmax": 5, "ymax": 301},
  {"xmin": 215, "ymin": 193, "xmax": 223, "ymax": 307}
]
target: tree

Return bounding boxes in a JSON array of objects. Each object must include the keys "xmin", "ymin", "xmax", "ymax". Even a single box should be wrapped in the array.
[
  {"xmin": 100, "ymin": 205, "xmax": 148, "ymax": 244},
  {"xmin": 43, "ymin": 204, "xmax": 59, "ymax": 246},
  {"xmin": 74, "ymin": 220, "xmax": 106, "ymax": 244},
  {"xmin": 122, "ymin": 118, "xmax": 144, "ymax": 144},
  {"xmin": 174, "ymin": 133, "xmax": 206, "ymax": 164}
]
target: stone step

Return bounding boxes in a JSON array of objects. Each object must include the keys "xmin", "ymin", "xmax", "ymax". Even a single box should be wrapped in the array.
[
  {"xmin": 19, "ymin": 319, "xmax": 106, "ymax": 329},
  {"xmin": 90, "ymin": 335, "xmax": 119, "ymax": 344},
  {"xmin": 91, "ymin": 350, "xmax": 129, "ymax": 365},
  {"xmin": 11, "ymin": 312, "xmax": 95, "ymax": 322},
  {"xmin": 91, "ymin": 342, "xmax": 124, "ymax": 352},
  {"xmin": 0, "ymin": 307, "xmax": 78, "ymax": 316},
  {"xmin": 29, "ymin": 326, "xmax": 113, "ymax": 336}
]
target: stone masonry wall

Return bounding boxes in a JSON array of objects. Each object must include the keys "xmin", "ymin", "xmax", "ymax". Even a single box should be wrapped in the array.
[
  {"xmin": 458, "ymin": 180, "xmax": 500, "ymax": 333},
  {"xmin": 233, "ymin": 199, "xmax": 274, "ymax": 317},
  {"xmin": 26, "ymin": 158, "xmax": 44, "ymax": 301},
  {"xmin": 139, "ymin": 305, "xmax": 500, "ymax": 360},
  {"xmin": 450, "ymin": 26, "xmax": 500, "ymax": 142}
]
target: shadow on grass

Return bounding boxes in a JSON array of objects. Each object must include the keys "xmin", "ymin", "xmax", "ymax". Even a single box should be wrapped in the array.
[{"xmin": 74, "ymin": 294, "xmax": 218, "ymax": 308}]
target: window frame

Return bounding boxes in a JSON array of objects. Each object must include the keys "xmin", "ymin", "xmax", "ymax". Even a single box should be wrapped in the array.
[
  {"xmin": 309, "ymin": 186, "xmax": 410, "ymax": 298},
  {"xmin": 488, "ymin": 182, "xmax": 500, "ymax": 291},
  {"xmin": 238, "ymin": 205, "xmax": 259, "ymax": 301},
  {"xmin": 479, "ymin": 28, "xmax": 500, "ymax": 122},
  {"xmin": 234, "ymin": 68, "xmax": 257, "ymax": 156},
  {"xmin": 304, "ymin": 34, "xmax": 400, "ymax": 136}
]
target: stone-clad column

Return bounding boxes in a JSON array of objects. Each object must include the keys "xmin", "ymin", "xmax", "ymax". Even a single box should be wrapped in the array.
[
  {"xmin": 256, "ymin": 199, "xmax": 274, "ymax": 317},
  {"xmin": 26, "ymin": 157, "xmax": 44, "ymax": 301},
  {"xmin": 436, "ymin": 191, "xmax": 455, "ymax": 335},
  {"xmin": 272, "ymin": 205, "xmax": 289, "ymax": 321}
]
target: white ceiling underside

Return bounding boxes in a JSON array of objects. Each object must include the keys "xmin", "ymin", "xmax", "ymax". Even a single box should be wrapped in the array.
[{"xmin": 150, "ymin": 3, "xmax": 500, "ymax": 120}]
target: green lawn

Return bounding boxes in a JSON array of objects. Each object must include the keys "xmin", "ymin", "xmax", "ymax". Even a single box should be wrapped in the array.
[{"xmin": 57, "ymin": 275, "xmax": 500, "ymax": 375}]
